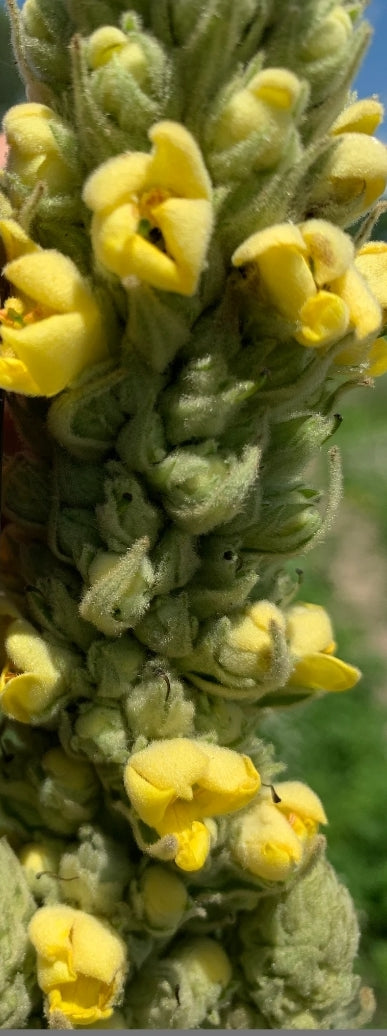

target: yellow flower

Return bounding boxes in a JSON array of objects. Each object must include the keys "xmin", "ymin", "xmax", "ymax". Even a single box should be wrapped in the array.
[
  {"xmin": 286, "ymin": 602, "xmax": 360, "ymax": 692},
  {"xmin": 3, "ymin": 103, "xmax": 76, "ymax": 193},
  {"xmin": 232, "ymin": 219, "xmax": 382, "ymax": 349},
  {"xmin": 0, "ymin": 617, "xmax": 75, "ymax": 723},
  {"xmin": 331, "ymin": 98, "xmax": 384, "ymax": 137},
  {"xmin": 83, "ymin": 121, "xmax": 213, "ymax": 296},
  {"xmin": 211, "ymin": 67, "xmax": 303, "ymax": 166},
  {"xmin": 0, "ymin": 219, "xmax": 107, "ymax": 397},
  {"xmin": 28, "ymin": 905, "xmax": 127, "ymax": 1026},
  {"xmin": 231, "ymin": 781, "xmax": 327, "ymax": 882},
  {"xmin": 124, "ymin": 737, "xmax": 260, "ymax": 872}
]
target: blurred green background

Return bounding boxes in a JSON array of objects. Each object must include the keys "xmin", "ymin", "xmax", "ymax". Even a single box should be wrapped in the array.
[{"xmin": 1, "ymin": 0, "xmax": 387, "ymax": 1028}]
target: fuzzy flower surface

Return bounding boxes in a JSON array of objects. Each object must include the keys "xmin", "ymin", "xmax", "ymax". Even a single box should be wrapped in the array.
[
  {"xmin": 0, "ymin": 219, "xmax": 106, "ymax": 397},
  {"xmin": 286, "ymin": 602, "xmax": 360, "ymax": 692},
  {"xmin": 232, "ymin": 219, "xmax": 382, "ymax": 349},
  {"xmin": 83, "ymin": 121, "xmax": 213, "ymax": 295},
  {"xmin": 231, "ymin": 781, "xmax": 327, "ymax": 881},
  {"xmin": 124, "ymin": 737, "xmax": 260, "ymax": 872},
  {"xmin": 3, "ymin": 103, "xmax": 76, "ymax": 193},
  {"xmin": 28, "ymin": 904, "xmax": 127, "ymax": 1025}
]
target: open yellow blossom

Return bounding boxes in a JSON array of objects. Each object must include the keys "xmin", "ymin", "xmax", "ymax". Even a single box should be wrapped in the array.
[
  {"xmin": 0, "ymin": 617, "xmax": 75, "ymax": 723},
  {"xmin": 0, "ymin": 219, "xmax": 107, "ymax": 397},
  {"xmin": 28, "ymin": 905, "xmax": 127, "ymax": 1026},
  {"xmin": 124, "ymin": 738, "xmax": 260, "ymax": 872},
  {"xmin": 286, "ymin": 602, "xmax": 361, "ymax": 692},
  {"xmin": 4, "ymin": 103, "xmax": 76, "ymax": 193},
  {"xmin": 231, "ymin": 781, "xmax": 327, "ymax": 881},
  {"xmin": 232, "ymin": 219, "xmax": 382, "ymax": 349},
  {"xmin": 211, "ymin": 67, "xmax": 303, "ymax": 167},
  {"xmin": 83, "ymin": 120, "xmax": 213, "ymax": 296}
]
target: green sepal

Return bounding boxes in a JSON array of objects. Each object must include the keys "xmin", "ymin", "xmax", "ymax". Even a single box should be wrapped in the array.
[
  {"xmin": 0, "ymin": 839, "xmax": 39, "ymax": 1028},
  {"xmin": 125, "ymin": 659, "xmax": 195, "ymax": 741},
  {"xmin": 149, "ymin": 442, "xmax": 260, "ymax": 535},
  {"xmin": 134, "ymin": 591, "xmax": 198, "ymax": 657},
  {"xmin": 240, "ymin": 842, "xmax": 375, "ymax": 1029},
  {"xmin": 97, "ymin": 461, "xmax": 163, "ymax": 552},
  {"xmin": 58, "ymin": 824, "xmax": 131, "ymax": 918},
  {"xmin": 87, "ymin": 635, "xmax": 146, "ymax": 700},
  {"xmin": 125, "ymin": 284, "xmax": 191, "ymax": 372},
  {"xmin": 59, "ymin": 699, "xmax": 129, "ymax": 769},
  {"xmin": 79, "ymin": 538, "xmax": 154, "ymax": 636},
  {"xmin": 151, "ymin": 527, "xmax": 199, "ymax": 595},
  {"xmin": 2, "ymin": 454, "xmax": 51, "ymax": 529},
  {"xmin": 48, "ymin": 362, "xmax": 129, "ymax": 461}
]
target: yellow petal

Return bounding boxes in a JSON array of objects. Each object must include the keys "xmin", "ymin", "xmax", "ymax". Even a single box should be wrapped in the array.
[
  {"xmin": 288, "ymin": 652, "xmax": 361, "ymax": 692},
  {"xmin": 28, "ymin": 904, "xmax": 76, "ymax": 965},
  {"xmin": 233, "ymin": 800, "xmax": 302, "ymax": 881},
  {"xmin": 1, "ymin": 311, "xmax": 105, "ymax": 397},
  {"xmin": 330, "ymin": 265, "xmax": 382, "ymax": 342},
  {"xmin": 286, "ymin": 602, "xmax": 334, "ymax": 655},
  {"xmin": 300, "ymin": 219, "xmax": 354, "ymax": 284},
  {"xmin": 355, "ymin": 241, "xmax": 387, "ymax": 311},
  {"xmin": 367, "ymin": 336, "xmax": 387, "ymax": 377},
  {"xmin": 174, "ymin": 821, "xmax": 211, "ymax": 871},
  {"xmin": 232, "ymin": 222, "xmax": 307, "ymax": 267},
  {"xmin": 4, "ymin": 102, "xmax": 60, "ymax": 154},
  {"xmin": 0, "ymin": 354, "xmax": 41, "ymax": 394},
  {"xmin": 124, "ymin": 766, "xmax": 177, "ymax": 828},
  {"xmin": 83, "ymin": 152, "xmax": 150, "ymax": 213},
  {"xmin": 194, "ymin": 743, "xmax": 260, "ymax": 816},
  {"xmin": 251, "ymin": 68, "xmax": 302, "ymax": 110},
  {"xmin": 0, "ymin": 218, "xmax": 40, "ymax": 261},
  {"xmin": 148, "ymin": 120, "xmax": 212, "ymax": 200},
  {"xmin": 297, "ymin": 289, "xmax": 349, "ymax": 347},
  {"xmin": 90, "ymin": 206, "xmax": 140, "ymax": 277},
  {"xmin": 331, "ymin": 98, "xmax": 384, "ymax": 137},
  {"xmin": 153, "ymin": 196, "xmax": 213, "ymax": 295},
  {"xmin": 272, "ymin": 780, "xmax": 328, "ymax": 825},
  {"xmin": 329, "ymin": 133, "xmax": 387, "ymax": 209},
  {"xmin": 4, "ymin": 250, "xmax": 98, "ymax": 315}
]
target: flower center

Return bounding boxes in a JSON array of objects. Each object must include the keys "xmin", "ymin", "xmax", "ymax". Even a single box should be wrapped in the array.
[{"xmin": 0, "ymin": 295, "xmax": 43, "ymax": 330}]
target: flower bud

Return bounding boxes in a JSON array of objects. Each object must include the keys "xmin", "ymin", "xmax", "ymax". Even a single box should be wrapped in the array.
[
  {"xmin": 209, "ymin": 68, "xmax": 305, "ymax": 180},
  {"xmin": 139, "ymin": 865, "xmax": 188, "ymax": 931},
  {"xmin": 4, "ymin": 103, "xmax": 77, "ymax": 195},
  {"xmin": 130, "ymin": 937, "xmax": 232, "ymax": 1028},
  {"xmin": 86, "ymin": 27, "xmax": 148, "ymax": 84},
  {"xmin": 38, "ymin": 747, "xmax": 100, "ymax": 835},
  {"xmin": 79, "ymin": 539, "xmax": 154, "ymax": 636},
  {"xmin": 179, "ymin": 603, "xmax": 291, "ymax": 701}
]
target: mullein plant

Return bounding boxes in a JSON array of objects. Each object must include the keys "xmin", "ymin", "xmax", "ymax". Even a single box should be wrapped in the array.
[{"xmin": 0, "ymin": 0, "xmax": 386, "ymax": 1028}]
